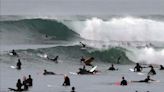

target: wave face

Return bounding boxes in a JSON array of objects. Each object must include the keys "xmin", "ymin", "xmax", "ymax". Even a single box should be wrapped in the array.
[
  {"xmin": 12, "ymin": 45, "xmax": 132, "ymax": 64},
  {"xmin": 1, "ymin": 15, "xmax": 164, "ymax": 65},
  {"xmin": 0, "ymin": 18, "xmax": 80, "ymax": 44}
]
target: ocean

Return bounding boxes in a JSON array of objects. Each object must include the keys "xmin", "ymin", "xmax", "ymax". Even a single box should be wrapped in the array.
[{"xmin": 0, "ymin": 15, "xmax": 164, "ymax": 92}]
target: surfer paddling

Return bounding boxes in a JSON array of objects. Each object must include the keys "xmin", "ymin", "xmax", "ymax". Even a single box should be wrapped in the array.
[
  {"xmin": 43, "ymin": 69, "xmax": 56, "ymax": 75},
  {"xmin": 131, "ymin": 75, "xmax": 156, "ymax": 83}
]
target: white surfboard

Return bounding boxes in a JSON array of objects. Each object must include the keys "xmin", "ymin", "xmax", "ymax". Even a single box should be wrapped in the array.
[
  {"xmin": 9, "ymin": 53, "xmax": 13, "ymax": 56},
  {"xmin": 69, "ymin": 72, "xmax": 78, "ymax": 75},
  {"xmin": 38, "ymin": 53, "xmax": 47, "ymax": 58},
  {"xmin": 129, "ymin": 68, "xmax": 134, "ymax": 72},
  {"xmin": 129, "ymin": 68, "xmax": 145, "ymax": 75},
  {"xmin": 10, "ymin": 66, "xmax": 16, "ymax": 69},
  {"xmin": 137, "ymin": 72, "xmax": 145, "ymax": 75},
  {"xmin": 90, "ymin": 65, "xmax": 97, "ymax": 72}
]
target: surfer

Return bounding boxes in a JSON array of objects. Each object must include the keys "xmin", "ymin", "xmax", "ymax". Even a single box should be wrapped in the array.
[
  {"xmin": 80, "ymin": 42, "xmax": 86, "ymax": 48},
  {"xmin": 17, "ymin": 79, "xmax": 23, "ymax": 91},
  {"xmin": 131, "ymin": 75, "xmax": 155, "ymax": 83},
  {"xmin": 148, "ymin": 66, "xmax": 156, "ymax": 75},
  {"xmin": 26, "ymin": 75, "xmax": 33, "ymax": 87},
  {"xmin": 108, "ymin": 64, "xmax": 117, "ymax": 71},
  {"xmin": 9, "ymin": 79, "xmax": 22, "ymax": 91},
  {"xmin": 16, "ymin": 59, "xmax": 22, "ymax": 70},
  {"xmin": 71, "ymin": 86, "xmax": 76, "ymax": 92},
  {"xmin": 120, "ymin": 77, "xmax": 127, "ymax": 86},
  {"xmin": 10, "ymin": 49, "xmax": 18, "ymax": 56},
  {"xmin": 43, "ymin": 69, "xmax": 56, "ymax": 75},
  {"xmin": 159, "ymin": 65, "xmax": 164, "ymax": 70},
  {"xmin": 22, "ymin": 76, "xmax": 28, "ymax": 91},
  {"xmin": 134, "ymin": 63, "xmax": 143, "ymax": 72},
  {"xmin": 77, "ymin": 67, "xmax": 93, "ymax": 75},
  {"xmin": 80, "ymin": 56, "xmax": 85, "ymax": 64},
  {"xmin": 47, "ymin": 56, "xmax": 59, "ymax": 63},
  {"xmin": 63, "ymin": 75, "xmax": 70, "ymax": 86}
]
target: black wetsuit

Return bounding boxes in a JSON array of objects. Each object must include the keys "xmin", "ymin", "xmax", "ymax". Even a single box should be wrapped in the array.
[
  {"xmin": 78, "ymin": 68, "xmax": 93, "ymax": 74},
  {"xmin": 63, "ymin": 76, "xmax": 70, "ymax": 86},
  {"xmin": 71, "ymin": 87, "xmax": 76, "ymax": 92},
  {"xmin": 16, "ymin": 60, "xmax": 22, "ymax": 70},
  {"xmin": 120, "ymin": 79, "xmax": 127, "ymax": 86},
  {"xmin": 139, "ymin": 78, "xmax": 154, "ymax": 83},
  {"xmin": 11, "ymin": 50, "xmax": 18, "ymax": 56},
  {"xmin": 23, "ymin": 80, "xmax": 28, "ymax": 91},
  {"xmin": 148, "ymin": 68, "xmax": 156, "ymax": 75},
  {"xmin": 43, "ymin": 71, "xmax": 55, "ymax": 75},
  {"xmin": 108, "ymin": 67, "xmax": 116, "ymax": 70},
  {"xmin": 26, "ymin": 77, "xmax": 33, "ymax": 86},
  {"xmin": 160, "ymin": 65, "xmax": 164, "ymax": 70},
  {"xmin": 132, "ymin": 76, "xmax": 154, "ymax": 83},
  {"xmin": 16, "ymin": 80, "xmax": 22, "ymax": 91},
  {"xmin": 134, "ymin": 65, "xmax": 142, "ymax": 72}
]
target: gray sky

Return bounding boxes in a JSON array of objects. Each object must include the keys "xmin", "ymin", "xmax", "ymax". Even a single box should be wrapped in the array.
[{"xmin": 1, "ymin": 0, "xmax": 164, "ymax": 15}]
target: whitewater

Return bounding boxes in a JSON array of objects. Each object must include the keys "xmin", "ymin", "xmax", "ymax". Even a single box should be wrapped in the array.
[{"xmin": 1, "ymin": 15, "xmax": 164, "ymax": 92}]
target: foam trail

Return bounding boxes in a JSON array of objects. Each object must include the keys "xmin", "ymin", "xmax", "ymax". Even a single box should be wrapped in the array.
[
  {"xmin": 127, "ymin": 47, "xmax": 164, "ymax": 65},
  {"xmin": 71, "ymin": 17, "xmax": 164, "ymax": 42}
]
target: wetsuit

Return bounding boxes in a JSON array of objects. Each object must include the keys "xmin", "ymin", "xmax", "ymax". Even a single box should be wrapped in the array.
[
  {"xmin": 63, "ymin": 76, "xmax": 70, "ymax": 86},
  {"xmin": 132, "ymin": 76, "xmax": 154, "ymax": 83},
  {"xmin": 108, "ymin": 66, "xmax": 116, "ymax": 70},
  {"xmin": 16, "ymin": 59, "xmax": 22, "ymax": 70},
  {"xmin": 160, "ymin": 65, "xmax": 164, "ymax": 70},
  {"xmin": 43, "ymin": 70, "xmax": 55, "ymax": 75},
  {"xmin": 120, "ymin": 79, "xmax": 127, "ymax": 86},
  {"xmin": 148, "ymin": 68, "xmax": 156, "ymax": 75},
  {"xmin": 134, "ymin": 64, "xmax": 142, "ymax": 72},
  {"xmin": 26, "ymin": 75, "xmax": 33, "ymax": 86}
]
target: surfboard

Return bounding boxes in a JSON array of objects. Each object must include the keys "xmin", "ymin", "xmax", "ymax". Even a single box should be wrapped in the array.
[
  {"xmin": 129, "ymin": 68, "xmax": 134, "ymax": 72},
  {"xmin": 90, "ymin": 65, "xmax": 97, "ymax": 72},
  {"xmin": 37, "ymin": 53, "xmax": 47, "ymax": 58},
  {"xmin": 9, "ymin": 53, "xmax": 13, "ymax": 56},
  {"xmin": 129, "ymin": 68, "xmax": 145, "ymax": 75},
  {"xmin": 69, "ymin": 72, "xmax": 78, "ymax": 75},
  {"xmin": 10, "ymin": 66, "xmax": 16, "ymax": 69}
]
